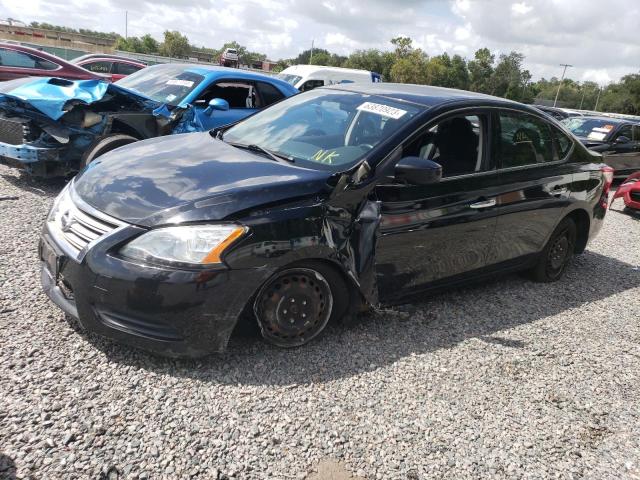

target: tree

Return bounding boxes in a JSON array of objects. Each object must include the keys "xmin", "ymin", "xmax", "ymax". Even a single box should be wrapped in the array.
[
  {"xmin": 159, "ymin": 30, "xmax": 191, "ymax": 58},
  {"xmin": 390, "ymin": 49, "xmax": 428, "ymax": 84},
  {"xmin": 390, "ymin": 37, "xmax": 413, "ymax": 58},
  {"xmin": 140, "ymin": 34, "xmax": 159, "ymax": 54},
  {"xmin": 344, "ymin": 49, "xmax": 395, "ymax": 80},
  {"xmin": 468, "ymin": 48, "xmax": 494, "ymax": 94}
]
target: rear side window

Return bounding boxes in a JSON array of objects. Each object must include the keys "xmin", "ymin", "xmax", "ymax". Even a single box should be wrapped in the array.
[
  {"xmin": 615, "ymin": 124, "xmax": 633, "ymax": 141},
  {"xmin": 552, "ymin": 126, "xmax": 573, "ymax": 159},
  {"xmin": 0, "ymin": 48, "xmax": 58, "ymax": 70},
  {"xmin": 496, "ymin": 111, "xmax": 554, "ymax": 168},
  {"xmin": 114, "ymin": 62, "xmax": 143, "ymax": 75},
  {"xmin": 82, "ymin": 61, "xmax": 112, "ymax": 73},
  {"xmin": 633, "ymin": 125, "xmax": 640, "ymax": 141},
  {"xmin": 255, "ymin": 81, "xmax": 285, "ymax": 107}
]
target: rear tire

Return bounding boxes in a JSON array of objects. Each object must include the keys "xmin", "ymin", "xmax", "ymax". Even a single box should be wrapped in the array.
[
  {"xmin": 254, "ymin": 262, "xmax": 349, "ymax": 348},
  {"xmin": 528, "ymin": 217, "xmax": 577, "ymax": 282},
  {"xmin": 80, "ymin": 134, "xmax": 138, "ymax": 169}
]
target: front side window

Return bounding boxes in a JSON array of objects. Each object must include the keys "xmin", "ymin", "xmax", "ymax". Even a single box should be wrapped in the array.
[
  {"xmin": 114, "ymin": 62, "xmax": 143, "ymax": 75},
  {"xmin": 82, "ymin": 61, "xmax": 112, "ymax": 74},
  {"xmin": 300, "ymin": 80, "xmax": 324, "ymax": 92},
  {"xmin": 0, "ymin": 48, "xmax": 59, "ymax": 70},
  {"xmin": 633, "ymin": 125, "xmax": 640, "ymax": 141},
  {"xmin": 223, "ymin": 89, "xmax": 422, "ymax": 171},
  {"xmin": 496, "ymin": 111, "xmax": 554, "ymax": 168},
  {"xmin": 197, "ymin": 81, "xmax": 256, "ymax": 108},
  {"xmin": 401, "ymin": 114, "xmax": 485, "ymax": 178},
  {"xmin": 115, "ymin": 65, "xmax": 204, "ymax": 106},
  {"xmin": 615, "ymin": 125, "xmax": 633, "ymax": 141}
]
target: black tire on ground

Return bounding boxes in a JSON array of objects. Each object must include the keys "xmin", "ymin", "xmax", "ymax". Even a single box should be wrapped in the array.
[
  {"xmin": 528, "ymin": 217, "xmax": 577, "ymax": 283},
  {"xmin": 253, "ymin": 261, "xmax": 349, "ymax": 348},
  {"xmin": 80, "ymin": 134, "xmax": 138, "ymax": 169}
]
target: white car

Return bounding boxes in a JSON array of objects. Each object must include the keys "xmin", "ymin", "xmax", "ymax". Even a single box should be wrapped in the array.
[{"xmin": 277, "ymin": 65, "xmax": 382, "ymax": 92}]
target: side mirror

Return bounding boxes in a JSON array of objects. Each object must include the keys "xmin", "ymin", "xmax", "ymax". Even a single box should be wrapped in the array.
[
  {"xmin": 395, "ymin": 157, "xmax": 442, "ymax": 185},
  {"xmin": 204, "ymin": 98, "xmax": 230, "ymax": 116},
  {"xmin": 615, "ymin": 135, "xmax": 631, "ymax": 145}
]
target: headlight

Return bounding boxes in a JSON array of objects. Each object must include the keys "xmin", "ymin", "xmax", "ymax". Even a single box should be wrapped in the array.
[
  {"xmin": 120, "ymin": 225, "xmax": 246, "ymax": 266},
  {"xmin": 47, "ymin": 181, "xmax": 73, "ymax": 223}
]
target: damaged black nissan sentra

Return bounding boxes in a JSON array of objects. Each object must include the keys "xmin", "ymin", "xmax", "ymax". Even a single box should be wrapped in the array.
[{"xmin": 40, "ymin": 84, "xmax": 612, "ymax": 357}]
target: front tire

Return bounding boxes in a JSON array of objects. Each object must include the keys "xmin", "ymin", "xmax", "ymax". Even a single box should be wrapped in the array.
[
  {"xmin": 80, "ymin": 134, "xmax": 138, "ymax": 169},
  {"xmin": 254, "ymin": 263, "xmax": 348, "ymax": 348},
  {"xmin": 529, "ymin": 217, "xmax": 577, "ymax": 282}
]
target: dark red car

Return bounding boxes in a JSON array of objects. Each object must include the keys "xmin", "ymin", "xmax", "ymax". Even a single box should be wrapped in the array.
[
  {"xmin": 0, "ymin": 43, "xmax": 106, "ymax": 82},
  {"xmin": 71, "ymin": 54, "xmax": 146, "ymax": 81}
]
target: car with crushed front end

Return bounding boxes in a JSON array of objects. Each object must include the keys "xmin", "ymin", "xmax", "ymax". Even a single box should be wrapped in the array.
[
  {"xmin": 39, "ymin": 83, "xmax": 613, "ymax": 357},
  {"xmin": 0, "ymin": 63, "xmax": 298, "ymax": 177},
  {"xmin": 563, "ymin": 116, "xmax": 640, "ymax": 179}
]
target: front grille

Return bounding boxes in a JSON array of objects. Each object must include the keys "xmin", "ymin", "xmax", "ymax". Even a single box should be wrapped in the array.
[
  {"xmin": 0, "ymin": 117, "xmax": 26, "ymax": 145},
  {"xmin": 58, "ymin": 202, "xmax": 120, "ymax": 252},
  {"xmin": 48, "ymin": 185, "xmax": 125, "ymax": 260}
]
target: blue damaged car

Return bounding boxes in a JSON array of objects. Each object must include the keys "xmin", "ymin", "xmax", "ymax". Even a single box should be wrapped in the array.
[{"xmin": 0, "ymin": 63, "xmax": 298, "ymax": 177}]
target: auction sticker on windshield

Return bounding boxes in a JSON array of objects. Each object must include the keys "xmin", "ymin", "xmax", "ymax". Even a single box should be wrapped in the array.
[
  {"xmin": 357, "ymin": 102, "xmax": 407, "ymax": 119},
  {"xmin": 167, "ymin": 79, "xmax": 194, "ymax": 88}
]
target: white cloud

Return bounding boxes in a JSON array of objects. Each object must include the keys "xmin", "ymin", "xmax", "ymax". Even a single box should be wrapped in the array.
[{"xmin": 0, "ymin": 0, "xmax": 638, "ymax": 83}]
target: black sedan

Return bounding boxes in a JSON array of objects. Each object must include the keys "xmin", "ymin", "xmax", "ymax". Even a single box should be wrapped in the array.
[
  {"xmin": 40, "ymin": 84, "xmax": 613, "ymax": 357},
  {"xmin": 564, "ymin": 116, "xmax": 640, "ymax": 178}
]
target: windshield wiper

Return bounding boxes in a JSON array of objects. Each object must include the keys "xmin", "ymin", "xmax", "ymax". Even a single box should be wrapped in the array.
[{"xmin": 227, "ymin": 142, "xmax": 295, "ymax": 163}]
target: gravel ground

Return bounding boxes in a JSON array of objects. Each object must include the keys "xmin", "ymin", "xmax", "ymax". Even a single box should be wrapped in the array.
[{"xmin": 1, "ymin": 162, "xmax": 639, "ymax": 480}]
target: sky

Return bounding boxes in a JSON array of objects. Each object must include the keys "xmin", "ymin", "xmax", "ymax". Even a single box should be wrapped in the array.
[{"xmin": 1, "ymin": 0, "xmax": 638, "ymax": 85}]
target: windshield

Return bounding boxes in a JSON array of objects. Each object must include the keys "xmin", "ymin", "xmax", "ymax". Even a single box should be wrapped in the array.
[
  {"xmin": 223, "ymin": 89, "xmax": 422, "ymax": 171},
  {"xmin": 115, "ymin": 64, "xmax": 204, "ymax": 106},
  {"xmin": 563, "ymin": 118, "xmax": 618, "ymax": 141},
  {"xmin": 276, "ymin": 73, "xmax": 302, "ymax": 87}
]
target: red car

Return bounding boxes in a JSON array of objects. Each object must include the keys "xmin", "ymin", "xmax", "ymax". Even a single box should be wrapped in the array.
[
  {"xmin": 71, "ymin": 54, "xmax": 146, "ymax": 81},
  {"xmin": 0, "ymin": 43, "xmax": 105, "ymax": 82},
  {"xmin": 613, "ymin": 172, "xmax": 640, "ymax": 211}
]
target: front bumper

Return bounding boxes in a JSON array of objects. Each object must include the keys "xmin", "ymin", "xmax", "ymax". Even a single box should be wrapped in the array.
[
  {"xmin": 0, "ymin": 141, "xmax": 63, "ymax": 164},
  {"xmin": 39, "ymin": 226, "xmax": 271, "ymax": 357}
]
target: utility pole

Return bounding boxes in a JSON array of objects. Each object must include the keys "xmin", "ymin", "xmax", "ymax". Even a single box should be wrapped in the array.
[
  {"xmin": 309, "ymin": 39, "xmax": 314, "ymax": 65},
  {"xmin": 125, "ymin": 11, "xmax": 128, "ymax": 39},
  {"xmin": 594, "ymin": 87, "xmax": 602, "ymax": 111},
  {"xmin": 553, "ymin": 63, "xmax": 573, "ymax": 107},
  {"xmin": 579, "ymin": 89, "xmax": 586, "ymax": 110}
]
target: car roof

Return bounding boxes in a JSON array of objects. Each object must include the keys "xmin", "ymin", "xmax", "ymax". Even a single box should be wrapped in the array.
[
  {"xmin": 73, "ymin": 53, "xmax": 147, "ymax": 65},
  {"xmin": 143, "ymin": 63, "xmax": 297, "ymax": 91},
  {"xmin": 323, "ymin": 82, "xmax": 520, "ymax": 108},
  {"xmin": 282, "ymin": 64, "xmax": 372, "ymax": 75}
]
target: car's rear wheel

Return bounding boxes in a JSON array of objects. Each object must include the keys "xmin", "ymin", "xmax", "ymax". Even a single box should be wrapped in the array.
[
  {"xmin": 254, "ymin": 263, "xmax": 348, "ymax": 348},
  {"xmin": 80, "ymin": 134, "xmax": 138, "ymax": 169},
  {"xmin": 529, "ymin": 217, "xmax": 577, "ymax": 282}
]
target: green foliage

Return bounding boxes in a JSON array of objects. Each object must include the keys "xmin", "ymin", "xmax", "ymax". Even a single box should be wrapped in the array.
[{"xmin": 159, "ymin": 30, "xmax": 191, "ymax": 58}]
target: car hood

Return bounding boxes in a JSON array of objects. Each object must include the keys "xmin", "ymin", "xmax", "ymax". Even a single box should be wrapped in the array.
[
  {"xmin": 0, "ymin": 76, "xmax": 162, "ymax": 121},
  {"xmin": 73, "ymin": 132, "xmax": 334, "ymax": 226}
]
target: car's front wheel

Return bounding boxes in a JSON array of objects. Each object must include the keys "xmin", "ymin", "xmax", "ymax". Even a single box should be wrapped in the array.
[
  {"xmin": 529, "ymin": 217, "xmax": 577, "ymax": 282},
  {"xmin": 254, "ymin": 263, "xmax": 348, "ymax": 348},
  {"xmin": 80, "ymin": 134, "xmax": 138, "ymax": 169}
]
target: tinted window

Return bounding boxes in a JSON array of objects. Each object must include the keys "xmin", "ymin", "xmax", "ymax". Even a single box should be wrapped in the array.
[
  {"xmin": 0, "ymin": 48, "xmax": 58, "ymax": 70},
  {"xmin": 497, "ymin": 111, "xmax": 554, "ymax": 168},
  {"xmin": 114, "ymin": 62, "xmax": 142, "ymax": 75},
  {"xmin": 300, "ymin": 80, "xmax": 324, "ymax": 92},
  {"xmin": 402, "ymin": 115, "xmax": 485, "ymax": 178},
  {"xmin": 82, "ymin": 61, "xmax": 112, "ymax": 74},
  {"xmin": 615, "ymin": 125, "xmax": 633, "ymax": 141},
  {"xmin": 256, "ymin": 82, "xmax": 285, "ymax": 106},
  {"xmin": 564, "ymin": 118, "xmax": 618, "ymax": 141},
  {"xmin": 552, "ymin": 126, "xmax": 573, "ymax": 159},
  {"xmin": 633, "ymin": 125, "xmax": 640, "ymax": 141}
]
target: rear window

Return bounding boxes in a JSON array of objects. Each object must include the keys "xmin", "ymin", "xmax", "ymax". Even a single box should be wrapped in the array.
[{"xmin": 564, "ymin": 118, "xmax": 618, "ymax": 141}]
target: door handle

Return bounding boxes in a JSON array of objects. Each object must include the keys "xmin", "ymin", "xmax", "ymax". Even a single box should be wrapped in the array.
[{"xmin": 470, "ymin": 198, "xmax": 496, "ymax": 209}]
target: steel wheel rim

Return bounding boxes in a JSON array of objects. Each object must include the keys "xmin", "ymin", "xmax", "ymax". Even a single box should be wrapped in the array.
[
  {"xmin": 547, "ymin": 228, "xmax": 573, "ymax": 275},
  {"xmin": 255, "ymin": 268, "xmax": 333, "ymax": 347}
]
